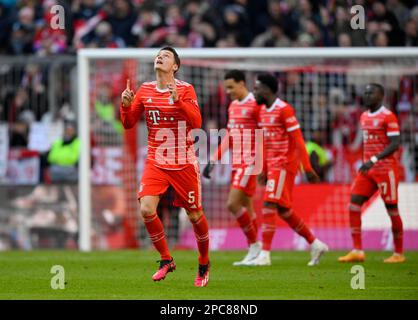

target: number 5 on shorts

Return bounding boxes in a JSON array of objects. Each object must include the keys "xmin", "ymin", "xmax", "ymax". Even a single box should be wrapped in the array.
[{"xmin": 188, "ymin": 191, "xmax": 195, "ymax": 204}]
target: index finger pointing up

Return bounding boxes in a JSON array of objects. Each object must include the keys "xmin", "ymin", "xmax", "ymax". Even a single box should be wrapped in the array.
[{"xmin": 126, "ymin": 79, "xmax": 130, "ymax": 90}]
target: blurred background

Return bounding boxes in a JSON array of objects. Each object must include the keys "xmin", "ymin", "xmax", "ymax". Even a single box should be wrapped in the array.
[{"xmin": 0, "ymin": 0, "xmax": 417, "ymax": 251}]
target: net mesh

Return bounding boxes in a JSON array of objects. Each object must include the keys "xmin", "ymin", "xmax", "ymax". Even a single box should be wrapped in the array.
[{"xmin": 87, "ymin": 54, "xmax": 418, "ymax": 250}]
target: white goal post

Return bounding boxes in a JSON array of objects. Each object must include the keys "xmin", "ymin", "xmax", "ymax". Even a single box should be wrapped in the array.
[{"xmin": 77, "ymin": 47, "xmax": 418, "ymax": 252}]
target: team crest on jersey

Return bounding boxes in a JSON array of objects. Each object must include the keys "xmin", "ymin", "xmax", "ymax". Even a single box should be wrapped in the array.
[
  {"xmin": 373, "ymin": 119, "xmax": 379, "ymax": 127},
  {"xmin": 270, "ymin": 117, "xmax": 275, "ymax": 123},
  {"xmin": 242, "ymin": 109, "xmax": 247, "ymax": 115}
]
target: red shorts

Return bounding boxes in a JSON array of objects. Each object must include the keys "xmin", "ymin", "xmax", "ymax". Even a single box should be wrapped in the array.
[
  {"xmin": 138, "ymin": 162, "xmax": 202, "ymax": 212},
  {"xmin": 351, "ymin": 168, "xmax": 399, "ymax": 204},
  {"xmin": 263, "ymin": 169, "xmax": 296, "ymax": 208},
  {"xmin": 231, "ymin": 166, "xmax": 257, "ymax": 197}
]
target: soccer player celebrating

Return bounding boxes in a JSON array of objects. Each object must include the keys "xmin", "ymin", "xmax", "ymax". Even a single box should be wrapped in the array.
[
  {"xmin": 120, "ymin": 47, "xmax": 210, "ymax": 286},
  {"xmin": 339, "ymin": 83, "xmax": 405, "ymax": 263},
  {"xmin": 247, "ymin": 73, "xmax": 329, "ymax": 266},
  {"xmin": 203, "ymin": 70, "xmax": 261, "ymax": 266}
]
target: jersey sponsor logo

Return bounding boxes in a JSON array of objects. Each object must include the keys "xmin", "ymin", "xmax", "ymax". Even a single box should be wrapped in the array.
[{"xmin": 148, "ymin": 110, "xmax": 160, "ymax": 125}]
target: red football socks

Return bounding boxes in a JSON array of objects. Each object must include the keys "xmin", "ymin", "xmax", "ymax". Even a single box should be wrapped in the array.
[
  {"xmin": 236, "ymin": 209, "xmax": 257, "ymax": 245},
  {"xmin": 191, "ymin": 214, "xmax": 210, "ymax": 265},
  {"xmin": 143, "ymin": 213, "xmax": 171, "ymax": 260},
  {"xmin": 349, "ymin": 203, "xmax": 363, "ymax": 250},
  {"xmin": 388, "ymin": 207, "xmax": 404, "ymax": 254},
  {"xmin": 261, "ymin": 207, "xmax": 277, "ymax": 251},
  {"xmin": 280, "ymin": 209, "xmax": 315, "ymax": 244}
]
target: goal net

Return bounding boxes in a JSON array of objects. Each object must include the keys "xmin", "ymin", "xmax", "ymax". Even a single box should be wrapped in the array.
[{"xmin": 78, "ymin": 48, "xmax": 418, "ymax": 251}]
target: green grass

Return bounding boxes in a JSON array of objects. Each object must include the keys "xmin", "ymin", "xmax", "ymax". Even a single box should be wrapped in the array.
[{"xmin": 0, "ymin": 250, "xmax": 417, "ymax": 300}]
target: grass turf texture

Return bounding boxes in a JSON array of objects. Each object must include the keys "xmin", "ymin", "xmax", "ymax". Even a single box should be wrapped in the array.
[{"xmin": 1, "ymin": 250, "xmax": 417, "ymax": 300}]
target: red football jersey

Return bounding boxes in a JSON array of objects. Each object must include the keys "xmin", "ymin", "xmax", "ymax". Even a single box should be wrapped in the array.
[
  {"xmin": 360, "ymin": 106, "xmax": 400, "ymax": 173},
  {"xmin": 258, "ymin": 98, "xmax": 301, "ymax": 172},
  {"xmin": 120, "ymin": 79, "xmax": 201, "ymax": 170},
  {"xmin": 214, "ymin": 93, "xmax": 261, "ymax": 169}
]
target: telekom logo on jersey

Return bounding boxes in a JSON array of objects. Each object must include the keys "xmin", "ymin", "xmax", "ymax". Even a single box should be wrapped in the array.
[{"xmin": 151, "ymin": 117, "xmax": 264, "ymax": 174}]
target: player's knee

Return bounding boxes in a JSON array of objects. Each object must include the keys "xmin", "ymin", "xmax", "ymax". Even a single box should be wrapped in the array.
[
  {"xmin": 139, "ymin": 203, "xmax": 155, "ymax": 217},
  {"xmin": 187, "ymin": 210, "xmax": 203, "ymax": 222},
  {"xmin": 227, "ymin": 200, "xmax": 241, "ymax": 214}
]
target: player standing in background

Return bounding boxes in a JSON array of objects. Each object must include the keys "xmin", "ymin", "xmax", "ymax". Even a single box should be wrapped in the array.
[
  {"xmin": 339, "ymin": 83, "xmax": 405, "ymax": 263},
  {"xmin": 203, "ymin": 70, "xmax": 261, "ymax": 266},
  {"xmin": 120, "ymin": 47, "xmax": 210, "ymax": 286},
  {"xmin": 247, "ymin": 73, "xmax": 329, "ymax": 266}
]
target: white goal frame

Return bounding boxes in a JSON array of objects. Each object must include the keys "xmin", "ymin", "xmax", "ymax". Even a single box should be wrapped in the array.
[{"xmin": 77, "ymin": 47, "xmax": 418, "ymax": 251}]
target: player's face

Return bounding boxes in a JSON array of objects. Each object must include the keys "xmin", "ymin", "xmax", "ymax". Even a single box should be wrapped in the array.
[
  {"xmin": 154, "ymin": 50, "xmax": 178, "ymax": 74},
  {"xmin": 224, "ymin": 78, "xmax": 243, "ymax": 100},
  {"xmin": 254, "ymin": 80, "xmax": 269, "ymax": 105},
  {"xmin": 363, "ymin": 85, "xmax": 381, "ymax": 109}
]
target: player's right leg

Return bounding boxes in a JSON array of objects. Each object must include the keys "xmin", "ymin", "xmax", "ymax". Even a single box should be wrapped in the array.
[
  {"xmin": 138, "ymin": 165, "xmax": 174, "ymax": 281},
  {"xmin": 338, "ymin": 173, "xmax": 375, "ymax": 263},
  {"xmin": 227, "ymin": 187, "xmax": 261, "ymax": 266}
]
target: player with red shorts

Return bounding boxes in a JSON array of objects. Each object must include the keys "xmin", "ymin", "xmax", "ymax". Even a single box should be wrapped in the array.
[
  {"xmin": 203, "ymin": 70, "xmax": 262, "ymax": 266},
  {"xmin": 120, "ymin": 47, "xmax": 210, "ymax": 286},
  {"xmin": 339, "ymin": 83, "xmax": 405, "ymax": 263},
  {"xmin": 246, "ymin": 73, "xmax": 329, "ymax": 266}
]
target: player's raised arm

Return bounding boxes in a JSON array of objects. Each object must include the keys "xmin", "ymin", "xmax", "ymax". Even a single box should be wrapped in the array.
[
  {"xmin": 120, "ymin": 79, "xmax": 144, "ymax": 129},
  {"xmin": 169, "ymin": 83, "xmax": 202, "ymax": 129}
]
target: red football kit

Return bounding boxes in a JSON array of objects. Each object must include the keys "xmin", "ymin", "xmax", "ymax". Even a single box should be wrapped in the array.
[
  {"xmin": 258, "ymin": 98, "xmax": 312, "ymax": 208},
  {"xmin": 212, "ymin": 93, "xmax": 260, "ymax": 196},
  {"xmin": 120, "ymin": 79, "xmax": 203, "ymax": 211},
  {"xmin": 351, "ymin": 106, "xmax": 401, "ymax": 204}
]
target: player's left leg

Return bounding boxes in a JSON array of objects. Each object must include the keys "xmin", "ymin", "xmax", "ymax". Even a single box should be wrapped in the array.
[
  {"xmin": 227, "ymin": 187, "xmax": 261, "ymax": 266},
  {"xmin": 168, "ymin": 163, "xmax": 210, "ymax": 286},
  {"xmin": 377, "ymin": 169, "xmax": 405, "ymax": 263}
]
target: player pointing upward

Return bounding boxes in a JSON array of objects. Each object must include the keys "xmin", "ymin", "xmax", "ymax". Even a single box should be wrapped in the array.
[
  {"xmin": 339, "ymin": 83, "xmax": 405, "ymax": 263},
  {"xmin": 120, "ymin": 47, "xmax": 210, "ymax": 286}
]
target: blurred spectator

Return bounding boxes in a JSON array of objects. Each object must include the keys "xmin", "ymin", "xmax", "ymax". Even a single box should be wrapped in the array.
[
  {"xmin": 306, "ymin": 130, "xmax": 333, "ymax": 182},
  {"xmin": 372, "ymin": 31, "xmax": 389, "ymax": 47},
  {"xmin": 404, "ymin": 18, "xmax": 418, "ymax": 47},
  {"xmin": 46, "ymin": 119, "xmax": 80, "ymax": 183},
  {"xmin": 370, "ymin": 0, "xmax": 405, "ymax": 46},
  {"xmin": 10, "ymin": 6, "xmax": 36, "ymax": 54},
  {"xmin": 0, "ymin": 3, "xmax": 13, "ymax": 54},
  {"xmin": 87, "ymin": 21, "xmax": 125, "ymax": 48},
  {"xmin": 338, "ymin": 32, "xmax": 352, "ymax": 47},
  {"xmin": 251, "ymin": 22, "xmax": 291, "ymax": 47},
  {"xmin": 107, "ymin": 0, "xmax": 137, "ymax": 47},
  {"xmin": 222, "ymin": 4, "xmax": 252, "ymax": 46}
]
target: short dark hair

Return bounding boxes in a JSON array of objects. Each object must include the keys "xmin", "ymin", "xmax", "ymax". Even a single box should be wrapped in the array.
[
  {"xmin": 257, "ymin": 73, "xmax": 278, "ymax": 94},
  {"xmin": 160, "ymin": 46, "xmax": 181, "ymax": 72},
  {"xmin": 369, "ymin": 83, "xmax": 385, "ymax": 96},
  {"xmin": 224, "ymin": 69, "xmax": 246, "ymax": 83}
]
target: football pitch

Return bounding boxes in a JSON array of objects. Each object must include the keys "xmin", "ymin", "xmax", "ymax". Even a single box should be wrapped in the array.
[{"xmin": 1, "ymin": 250, "xmax": 417, "ymax": 300}]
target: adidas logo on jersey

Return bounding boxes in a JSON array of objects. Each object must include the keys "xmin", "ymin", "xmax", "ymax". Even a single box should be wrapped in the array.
[
  {"xmin": 190, "ymin": 204, "xmax": 197, "ymax": 209},
  {"xmin": 147, "ymin": 98, "xmax": 152, "ymax": 103}
]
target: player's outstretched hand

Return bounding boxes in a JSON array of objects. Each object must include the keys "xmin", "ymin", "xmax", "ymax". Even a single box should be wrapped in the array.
[
  {"xmin": 203, "ymin": 161, "xmax": 215, "ymax": 179},
  {"xmin": 121, "ymin": 79, "xmax": 135, "ymax": 107},
  {"xmin": 257, "ymin": 172, "xmax": 267, "ymax": 185},
  {"xmin": 306, "ymin": 170, "xmax": 320, "ymax": 183}
]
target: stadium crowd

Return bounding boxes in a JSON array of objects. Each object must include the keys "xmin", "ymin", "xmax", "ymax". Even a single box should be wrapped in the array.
[{"xmin": 0, "ymin": 0, "xmax": 418, "ymax": 55}]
